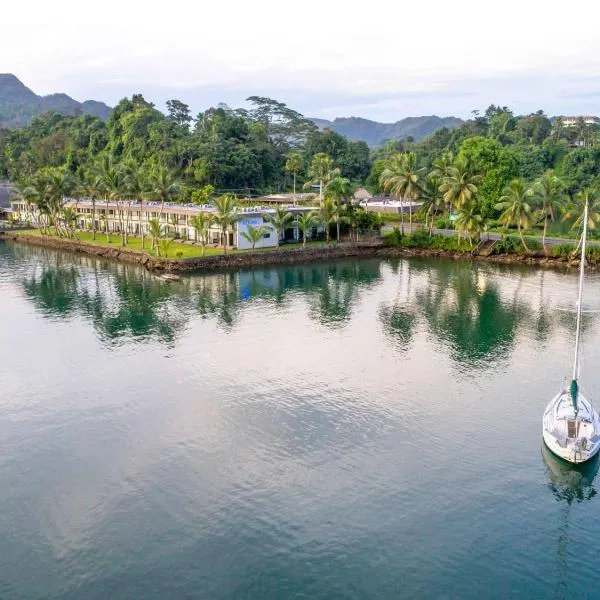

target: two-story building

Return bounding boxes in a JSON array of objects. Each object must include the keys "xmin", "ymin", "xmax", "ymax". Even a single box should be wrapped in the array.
[{"xmin": 10, "ymin": 198, "xmax": 322, "ymax": 250}]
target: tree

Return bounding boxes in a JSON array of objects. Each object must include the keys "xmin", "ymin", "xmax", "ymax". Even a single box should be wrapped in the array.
[
  {"xmin": 562, "ymin": 188, "xmax": 600, "ymax": 236},
  {"xmin": 296, "ymin": 212, "xmax": 317, "ymax": 246},
  {"xmin": 166, "ymin": 99, "xmax": 192, "ymax": 129},
  {"xmin": 212, "ymin": 194, "xmax": 239, "ymax": 254},
  {"xmin": 306, "ymin": 153, "xmax": 339, "ymax": 202},
  {"xmin": 455, "ymin": 200, "xmax": 484, "ymax": 246},
  {"xmin": 318, "ymin": 198, "xmax": 336, "ymax": 243},
  {"xmin": 148, "ymin": 218, "xmax": 163, "ymax": 255},
  {"xmin": 380, "ymin": 153, "xmax": 424, "ymax": 233},
  {"xmin": 123, "ymin": 161, "xmax": 149, "ymax": 247},
  {"xmin": 285, "ymin": 152, "xmax": 302, "ymax": 197},
  {"xmin": 76, "ymin": 166, "xmax": 101, "ymax": 240},
  {"xmin": 60, "ymin": 206, "xmax": 78, "ymax": 238},
  {"xmin": 325, "ymin": 176, "xmax": 354, "ymax": 241},
  {"xmin": 264, "ymin": 205, "xmax": 293, "ymax": 248},
  {"xmin": 533, "ymin": 170, "xmax": 566, "ymax": 251},
  {"xmin": 495, "ymin": 178, "xmax": 535, "ymax": 252},
  {"xmin": 189, "ymin": 212, "xmax": 214, "ymax": 256},
  {"xmin": 439, "ymin": 157, "xmax": 482, "ymax": 216},
  {"xmin": 240, "ymin": 223, "xmax": 271, "ymax": 250},
  {"xmin": 147, "ymin": 165, "xmax": 180, "ymax": 219}
]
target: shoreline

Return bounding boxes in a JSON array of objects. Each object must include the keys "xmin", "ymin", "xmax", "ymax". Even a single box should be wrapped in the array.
[{"xmin": 0, "ymin": 231, "xmax": 586, "ymax": 273}]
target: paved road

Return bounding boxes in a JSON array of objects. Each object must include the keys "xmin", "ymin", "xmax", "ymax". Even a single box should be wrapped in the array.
[{"xmin": 381, "ymin": 224, "xmax": 592, "ymax": 247}]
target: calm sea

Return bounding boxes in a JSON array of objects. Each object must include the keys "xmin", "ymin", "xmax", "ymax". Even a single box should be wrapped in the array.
[{"xmin": 1, "ymin": 240, "xmax": 599, "ymax": 599}]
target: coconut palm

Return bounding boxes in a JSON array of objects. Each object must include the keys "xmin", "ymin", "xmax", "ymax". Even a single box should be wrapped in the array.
[
  {"xmin": 159, "ymin": 237, "xmax": 173, "ymax": 258},
  {"xmin": 189, "ymin": 212, "xmax": 213, "ymax": 256},
  {"xmin": 305, "ymin": 153, "xmax": 339, "ymax": 202},
  {"xmin": 325, "ymin": 176, "xmax": 354, "ymax": 242},
  {"xmin": 98, "ymin": 158, "xmax": 127, "ymax": 244},
  {"xmin": 123, "ymin": 162, "xmax": 149, "ymax": 247},
  {"xmin": 420, "ymin": 176, "xmax": 445, "ymax": 233},
  {"xmin": 212, "ymin": 194, "xmax": 239, "ymax": 254},
  {"xmin": 264, "ymin": 205, "xmax": 293, "ymax": 248},
  {"xmin": 285, "ymin": 152, "xmax": 302, "ymax": 198},
  {"xmin": 241, "ymin": 224, "xmax": 271, "ymax": 250},
  {"xmin": 429, "ymin": 151, "xmax": 454, "ymax": 181},
  {"xmin": 147, "ymin": 165, "xmax": 180, "ymax": 220},
  {"xmin": 148, "ymin": 218, "xmax": 164, "ymax": 255},
  {"xmin": 60, "ymin": 206, "xmax": 78, "ymax": 239},
  {"xmin": 562, "ymin": 188, "xmax": 600, "ymax": 242},
  {"xmin": 379, "ymin": 153, "xmax": 424, "ymax": 233},
  {"xmin": 533, "ymin": 170, "xmax": 566, "ymax": 251},
  {"xmin": 296, "ymin": 212, "xmax": 318, "ymax": 247},
  {"xmin": 318, "ymin": 198, "xmax": 337, "ymax": 243},
  {"xmin": 440, "ymin": 157, "xmax": 482, "ymax": 216},
  {"xmin": 495, "ymin": 178, "xmax": 536, "ymax": 252},
  {"xmin": 455, "ymin": 200, "xmax": 484, "ymax": 247},
  {"xmin": 76, "ymin": 166, "xmax": 101, "ymax": 240}
]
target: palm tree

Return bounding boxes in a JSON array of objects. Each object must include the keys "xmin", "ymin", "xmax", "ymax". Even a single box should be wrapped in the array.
[
  {"xmin": 562, "ymin": 189, "xmax": 600, "ymax": 249},
  {"xmin": 76, "ymin": 166, "xmax": 101, "ymax": 240},
  {"xmin": 318, "ymin": 198, "xmax": 336, "ymax": 243},
  {"xmin": 455, "ymin": 200, "xmax": 484, "ymax": 247},
  {"xmin": 305, "ymin": 153, "xmax": 339, "ymax": 203},
  {"xmin": 296, "ymin": 212, "xmax": 317, "ymax": 247},
  {"xmin": 439, "ymin": 157, "xmax": 482, "ymax": 216},
  {"xmin": 429, "ymin": 151, "xmax": 454, "ymax": 181},
  {"xmin": 123, "ymin": 162, "xmax": 149, "ymax": 248},
  {"xmin": 212, "ymin": 194, "xmax": 239, "ymax": 254},
  {"xmin": 189, "ymin": 212, "xmax": 213, "ymax": 256},
  {"xmin": 533, "ymin": 170, "xmax": 566, "ymax": 252},
  {"xmin": 148, "ymin": 218, "xmax": 163, "ymax": 255},
  {"xmin": 60, "ymin": 206, "xmax": 78, "ymax": 239},
  {"xmin": 147, "ymin": 165, "xmax": 180, "ymax": 221},
  {"xmin": 159, "ymin": 237, "xmax": 173, "ymax": 258},
  {"xmin": 241, "ymin": 224, "xmax": 271, "ymax": 250},
  {"xmin": 325, "ymin": 176, "xmax": 354, "ymax": 242},
  {"xmin": 495, "ymin": 178, "xmax": 536, "ymax": 252},
  {"xmin": 379, "ymin": 153, "xmax": 424, "ymax": 233},
  {"xmin": 420, "ymin": 176, "xmax": 445, "ymax": 233},
  {"xmin": 285, "ymin": 152, "xmax": 302, "ymax": 198},
  {"xmin": 98, "ymin": 157, "xmax": 126, "ymax": 244},
  {"xmin": 264, "ymin": 205, "xmax": 293, "ymax": 248}
]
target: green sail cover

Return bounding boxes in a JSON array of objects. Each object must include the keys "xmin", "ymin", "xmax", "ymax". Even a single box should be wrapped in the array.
[{"xmin": 570, "ymin": 379, "xmax": 579, "ymax": 413}]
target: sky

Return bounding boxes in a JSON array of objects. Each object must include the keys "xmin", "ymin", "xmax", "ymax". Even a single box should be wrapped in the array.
[{"xmin": 2, "ymin": 0, "xmax": 600, "ymax": 122}]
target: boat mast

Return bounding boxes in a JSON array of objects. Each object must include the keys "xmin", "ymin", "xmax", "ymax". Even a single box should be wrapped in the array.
[{"xmin": 572, "ymin": 198, "xmax": 588, "ymax": 385}]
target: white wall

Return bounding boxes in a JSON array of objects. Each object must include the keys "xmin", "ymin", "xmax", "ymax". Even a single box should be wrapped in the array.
[{"xmin": 236, "ymin": 216, "xmax": 276, "ymax": 250}]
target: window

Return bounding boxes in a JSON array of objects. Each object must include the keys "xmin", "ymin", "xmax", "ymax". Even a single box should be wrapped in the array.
[{"xmin": 263, "ymin": 233, "xmax": 270, "ymax": 238}]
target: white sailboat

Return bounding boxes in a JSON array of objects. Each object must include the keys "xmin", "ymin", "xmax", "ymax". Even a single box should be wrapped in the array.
[{"xmin": 543, "ymin": 199, "xmax": 600, "ymax": 464}]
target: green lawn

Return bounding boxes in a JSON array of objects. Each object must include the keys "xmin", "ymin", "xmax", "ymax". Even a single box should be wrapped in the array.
[{"xmin": 15, "ymin": 230, "xmax": 329, "ymax": 258}]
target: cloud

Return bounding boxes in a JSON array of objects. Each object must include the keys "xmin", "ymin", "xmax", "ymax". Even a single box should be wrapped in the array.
[{"xmin": 2, "ymin": 0, "xmax": 600, "ymax": 120}]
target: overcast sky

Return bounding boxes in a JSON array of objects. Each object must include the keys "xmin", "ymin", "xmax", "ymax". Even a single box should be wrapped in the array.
[{"xmin": 3, "ymin": 0, "xmax": 600, "ymax": 122}]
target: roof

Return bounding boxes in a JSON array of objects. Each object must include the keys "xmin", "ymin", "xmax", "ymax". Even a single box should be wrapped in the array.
[{"xmin": 354, "ymin": 187, "xmax": 372, "ymax": 200}]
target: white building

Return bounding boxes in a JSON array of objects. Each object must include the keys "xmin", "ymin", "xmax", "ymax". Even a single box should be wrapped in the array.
[
  {"xmin": 10, "ymin": 198, "xmax": 323, "ymax": 250},
  {"xmin": 560, "ymin": 116, "xmax": 600, "ymax": 127}
]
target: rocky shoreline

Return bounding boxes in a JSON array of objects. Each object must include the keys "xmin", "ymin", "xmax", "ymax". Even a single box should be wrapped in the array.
[{"xmin": 1, "ymin": 231, "xmax": 587, "ymax": 273}]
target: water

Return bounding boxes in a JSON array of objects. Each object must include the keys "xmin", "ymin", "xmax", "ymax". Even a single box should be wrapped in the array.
[{"xmin": 1, "ymin": 241, "xmax": 600, "ymax": 599}]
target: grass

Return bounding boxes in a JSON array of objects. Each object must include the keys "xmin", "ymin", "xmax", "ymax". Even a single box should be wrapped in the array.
[{"xmin": 15, "ymin": 229, "xmax": 329, "ymax": 258}]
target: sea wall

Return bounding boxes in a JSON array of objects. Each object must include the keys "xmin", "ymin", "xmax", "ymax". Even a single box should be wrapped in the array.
[{"xmin": 1, "ymin": 232, "xmax": 585, "ymax": 273}]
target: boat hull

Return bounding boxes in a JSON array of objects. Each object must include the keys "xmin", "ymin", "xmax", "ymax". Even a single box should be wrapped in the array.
[{"xmin": 542, "ymin": 428, "xmax": 600, "ymax": 464}]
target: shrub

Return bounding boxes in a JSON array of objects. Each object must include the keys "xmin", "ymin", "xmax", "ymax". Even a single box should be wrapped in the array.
[
  {"xmin": 493, "ymin": 235, "xmax": 521, "ymax": 254},
  {"xmin": 552, "ymin": 244, "xmax": 575, "ymax": 258},
  {"xmin": 434, "ymin": 215, "xmax": 452, "ymax": 229},
  {"xmin": 175, "ymin": 249, "xmax": 184, "ymax": 258},
  {"xmin": 383, "ymin": 227, "xmax": 403, "ymax": 247}
]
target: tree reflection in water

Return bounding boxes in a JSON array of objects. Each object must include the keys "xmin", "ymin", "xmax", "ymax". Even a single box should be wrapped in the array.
[{"xmin": 13, "ymin": 243, "xmax": 593, "ymax": 366}]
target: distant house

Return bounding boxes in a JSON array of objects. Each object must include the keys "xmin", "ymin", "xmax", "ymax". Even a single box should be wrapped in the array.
[
  {"xmin": 353, "ymin": 187, "xmax": 372, "ymax": 202},
  {"xmin": 560, "ymin": 116, "xmax": 600, "ymax": 127}
]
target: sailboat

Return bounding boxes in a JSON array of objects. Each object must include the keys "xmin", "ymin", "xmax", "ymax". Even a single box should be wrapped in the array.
[{"xmin": 543, "ymin": 199, "xmax": 600, "ymax": 464}]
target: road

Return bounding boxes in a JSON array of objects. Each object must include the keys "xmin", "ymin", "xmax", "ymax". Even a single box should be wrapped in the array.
[{"xmin": 381, "ymin": 224, "xmax": 592, "ymax": 248}]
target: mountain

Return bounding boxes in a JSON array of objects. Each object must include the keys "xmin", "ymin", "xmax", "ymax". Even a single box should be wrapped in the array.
[
  {"xmin": 0, "ymin": 74, "xmax": 111, "ymax": 129},
  {"xmin": 311, "ymin": 115, "xmax": 464, "ymax": 146}
]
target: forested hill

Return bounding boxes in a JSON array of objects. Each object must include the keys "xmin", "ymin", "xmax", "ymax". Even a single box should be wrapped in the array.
[
  {"xmin": 312, "ymin": 115, "xmax": 464, "ymax": 146},
  {"xmin": 0, "ymin": 74, "xmax": 112, "ymax": 129}
]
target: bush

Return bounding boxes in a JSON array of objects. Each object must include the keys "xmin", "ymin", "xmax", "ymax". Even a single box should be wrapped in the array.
[
  {"xmin": 434, "ymin": 215, "xmax": 452, "ymax": 229},
  {"xmin": 552, "ymin": 244, "xmax": 575, "ymax": 258},
  {"xmin": 493, "ymin": 235, "xmax": 521, "ymax": 254},
  {"xmin": 383, "ymin": 227, "xmax": 403, "ymax": 247},
  {"xmin": 175, "ymin": 249, "xmax": 184, "ymax": 258}
]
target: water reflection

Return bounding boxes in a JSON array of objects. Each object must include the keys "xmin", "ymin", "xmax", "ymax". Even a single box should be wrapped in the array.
[
  {"xmin": 3, "ymin": 242, "xmax": 587, "ymax": 366},
  {"xmin": 541, "ymin": 445, "xmax": 599, "ymax": 600}
]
